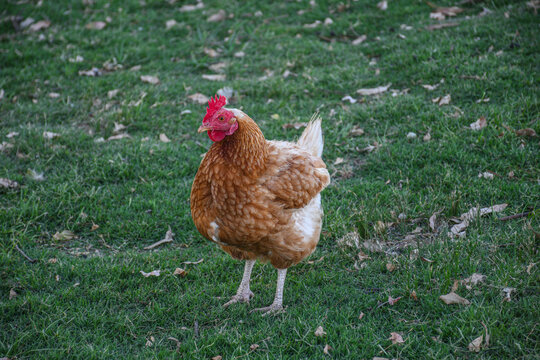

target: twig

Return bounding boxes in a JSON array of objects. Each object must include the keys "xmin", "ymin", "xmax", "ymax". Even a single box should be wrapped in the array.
[
  {"xmin": 499, "ymin": 211, "xmax": 533, "ymax": 221},
  {"xmin": 144, "ymin": 238, "xmax": 173, "ymax": 250},
  {"xmin": 15, "ymin": 244, "xmax": 36, "ymax": 263}
]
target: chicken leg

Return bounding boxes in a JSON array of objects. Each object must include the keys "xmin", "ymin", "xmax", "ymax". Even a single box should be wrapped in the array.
[
  {"xmin": 251, "ymin": 268, "xmax": 287, "ymax": 316},
  {"xmin": 223, "ymin": 259, "xmax": 256, "ymax": 307}
]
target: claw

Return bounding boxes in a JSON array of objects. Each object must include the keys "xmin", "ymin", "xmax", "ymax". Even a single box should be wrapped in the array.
[
  {"xmin": 222, "ymin": 290, "xmax": 254, "ymax": 308},
  {"xmin": 250, "ymin": 303, "xmax": 285, "ymax": 316}
]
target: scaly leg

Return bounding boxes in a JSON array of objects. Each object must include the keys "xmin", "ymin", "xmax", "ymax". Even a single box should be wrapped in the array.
[
  {"xmin": 223, "ymin": 260, "xmax": 256, "ymax": 307},
  {"xmin": 251, "ymin": 268, "xmax": 287, "ymax": 316}
]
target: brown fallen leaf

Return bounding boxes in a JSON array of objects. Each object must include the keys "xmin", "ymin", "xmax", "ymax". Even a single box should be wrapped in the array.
[
  {"xmin": 165, "ymin": 19, "xmax": 177, "ymax": 29},
  {"xmin": 422, "ymin": 84, "xmax": 439, "ymax": 91},
  {"xmin": 388, "ymin": 295, "xmax": 402, "ymax": 305},
  {"xmin": 333, "ymin": 157, "xmax": 345, "ymax": 165},
  {"xmin": 357, "ymin": 83, "xmax": 391, "ymax": 96},
  {"xmin": 515, "ymin": 128, "xmax": 537, "ymax": 137},
  {"xmin": 145, "ymin": 336, "xmax": 155, "ymax": 347},
  {"xmin": 323, "ymin": 344, "xmax": 331, "ymax": 355},
  {"xmin": 85, "ymin": 21, "xmax": 106, "ymax": 30},
  {"xmin": 502, "ymin": 287, "xmax": 515, "ymax": 302},
  {"xmin": 159, "ymin": 133, "xmax": 171, "ymax": 143},
  {"xmin": 359, "ymin": 312, "xmax": 365, "ymax": 320},
  {"xmin": 53, "ymin": 230, "xmax": 77, "ymax": 241},
  {"xmin": 439, "ymin": 292, "xmax": 470, "ymax": 305},
  {"xmin": 377, "ymin": 1, "xmax": 388, "ymax": 10},
  {"xmin": 426, "ymin": 22, "xmax": 459, "ymax": 31},
  {"xmin": 140, "ymin": 270, "xmax": 161, "ymax": 277},
  {"xmin": 207, "ymin": 9, "xmax": 226, "ymax": 22},
  {"xmin": 282, "ymin": 122, "xmax": 308, "ymax": 130},
  {"xmin": 386, "ymin": 263, "xmax": 396, "ymax": 272},
  {"xmin": 107, "ymin": 133, "xmax": 131, "ymax": 141},
  {"xmin": 451, "ymin": 279, "xmax": 459, "ymax": 292},
  {"xmin": 78, "ymin": 68, "xmax": 102, "ymax": 77},
  {"xmin": 429, "ymin": 213, "xmax": 437, "ymax": 231},
  {"xmin": 173, "ymin": 268, "xmax": 187, "ymax": 277},
  {"xmin": 478, "ymin": 172, "xmax": 494, "ymax": 180},
  {"xmin": 0, "ymin": 178, "xmax": 19, "ymax": 189},
  {"xmin": 9, "ymin": 289, "xmax": 18, "ymax": 300},
  {"xmin": 29, "ymin": 20, "xmax": 51, "ymax": 32},
  {"xmin": 249, "ymin": 344, "xmax": 259, "ymax": 351},
  {"xmin": 527, "ymin": 263, "xmax": 536, "ymax": 274},
  {"xmin": 43, "ymin": 131, "xmax": 60, "ymax": 139},
  {"xmin": 410, "ymin": 290, "xmax": 418, "ymax": 301},
  {"xmin": 350, "ymin": 126, "xmax": 364, "ymax": 136},
  {"xmin": 359, "ymin": 142, "xmax": 380, "ymax": 153},
  {"xmin": 48, "ymin": 258, "xmax": 57, "ymax": 263},
  {"xmin": 182, "ymin": 259, "xmax": 204, "ymax": 265},
  {"xmin": 432, "ymin": 94, "xmax": 451, "ymax": 106},
  {"xmin": 389, "ymin": 332, "xmax": 404, "ymax": 345},
  {"xmin": 91, "ymin": 223, "xmax": 99, "ymax": 231},
  {"xmin": 315, "ymin": 326, "xmax": 327, "ymax": 337},
  {"xmin": 202, "ymin": 74, "xmax": 226, "ymax": 81},
  {"xmin": 468, "ymin": 335, "xmax": 483, "ymax": 352},
  {"xmin": 209, "ymin": 62, "xmax": 227, "ymax": 73},
  {"xmin": 180, "ymin": 1, "xmax": 204, "ymax": 12},
  {"xmin": 188, "ymin": 93, "xmax": 209, "ymax": 104},
  {"xmin": 462, "ymin": 273, "xmax": 487, "ymax": 289},
  {"xmin": 140, "ymin": 75, "xmax": 160, "ymax": 85},
  {"xmin": 470, "ymin": 116, "xmax": 487, "ymax": 130}
]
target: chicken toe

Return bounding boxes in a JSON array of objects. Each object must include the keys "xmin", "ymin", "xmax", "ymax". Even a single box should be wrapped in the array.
[{"xmin": 222, "ymin": 260, "xmax": 255, "ymax": 308}]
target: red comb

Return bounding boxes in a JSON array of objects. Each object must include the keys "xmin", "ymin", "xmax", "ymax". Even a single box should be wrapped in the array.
[{"xmin": 204, "ymin": 95, "xmax": 227, "ymax": 122}]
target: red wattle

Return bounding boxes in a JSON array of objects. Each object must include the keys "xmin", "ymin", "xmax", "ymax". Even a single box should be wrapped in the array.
[{"xmin": 208, "ymin": 130, "xmax": 226, "ymax": 142}]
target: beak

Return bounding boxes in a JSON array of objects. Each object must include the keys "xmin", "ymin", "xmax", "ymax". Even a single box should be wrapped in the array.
[{"xmin": 198, "ymin": 125, "xmax": 212, "ymax": 133}]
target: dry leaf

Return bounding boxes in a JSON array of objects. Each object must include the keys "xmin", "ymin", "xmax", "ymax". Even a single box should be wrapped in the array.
[
  {"xmin": 323, "ymin": 344, "xmax": 331, "ymax": 354},
  {"xmin": 462, "ymin": 273, "xmax": 486, "ymax": 290},
  {"xmin": 478, "ymin": 172, "xmax": 494, "ymax": 180},
  {"xmin": 145, "ymin": 336, "xmax": 155, "ymax": 347},
  {"xmin": 209, "ymin": 62, "xmax": 227, "ymax": 73},
  {"xmin": 470, "ymin": 116, "xmax": 487, "ymax": 130},
  {"xmin": 451, "ymin": 279, "xmax": 459, "ymax": 292},
  {"xmin": 107, "ymin": 89, "xmax": 119, "ymax": 99},
  {"xmin": 515, "ymin": 128, "xmax": 537, "ymax": 137},
  {"xmin": 359, "ymin": 142, "xmax": 380, "ymax": 153},
  {"xmin": 432, "ymin": 94, "xmax": 451, "ymax": 106},
  {"xmin": 53, "ymin": 230, "xmax": 77, "ymax": 241},
  {"xmin": 388, "ymin": 295, "xmax": 402, "ymax": 305},
  {"xmin": 407, "ymin": 132, "xmax": 417, "ymax": 139},
  {"xmin": 29, "ymin": 20, "xmax": 51, "ymax": 32},
  {"xmin": 91, "ymin": 223, "xmax": 99, "ymax": 231},
  {"xmin": 43, "ymin": 131, "xmax": 60, "ymax": 139},
  {"xmin": 352, "ymin": 35, "xmax": 367, "ymax": 45},
  {"xmin": 182, "ymin": 259, "xmax": 204, "ymax": 265},
  {"xmin": 113, "ymin": 122, "xmax": 126, "ymax": 133},
  {"xmin": 468, "ymin": 335, "xmax": 483, "ymax": 352},
  {"xmin": 423, "ymin": 132, "xmax": 431, "ymax": 141},
  {"xmin": 188, "ymin": 93, "xmax": 209, "ymax": 104},
  {"xmin": 9, "ymin": 289, "xmax": 18, "ymax": 300},
  {"xmin": 429, "ymin": 213, "xmax": 437, "ymax": 231},
  {"xmin": 78, "ymin": 67, "xmax": 102, "ymax": 77},
  {"xmin": 410, "ymin": 290, "xmax": 418, "ymax": 301},
  {"xmin": 48, "ymin": 258, "xmax": 57, "ymax": 263},
  {"xmin": 357, "ymin": 83, "xmax": 391, "ymax": 96},
  {"xmin": 315, "ymin": 326, "xmax": 327, "ymax": 337},
  {"xmin": 422, "ymin": 84, "xmax": 439, "ymax": 91},
  {"xmin": 334, "ymin": 157, "xmax": 345, "ymax": 165},
  {"xmin": 502, "ymin": 287, "xmax": 515, "ymax": 302},
  {"xmin": 140, "ymin": 75, "xmax": 160, "ymax": 85},
  {"xmin": 202, "ymin": 74, "xmax": 226, "ymax": 81},
  {"xmin": 27, "ymin": 169, "xmax": 45, "ymax": 181},
  {"xmin": 208, "ymin": 9, "xmax": 226, "ymax": 22},
  {"xmin": 48, "ymin": 92, "xmax": 60, "ymax": 98},
  {"xmin": 350, "ymin": 126, "xmax": 364, "ymax": 136},
  {"xmin": 159, "ymin": 133, "xmax": 171, "ymax": 143},
  {"xmin": 6, "ymin": 132, "xmax": 18, "ymax": 139},
  {"xmin": 85, "ymin": 21, "xmax": 106, "ymax": 30},
  {"xmin": 359, "ymin": 312, "xmax": 365, "ymax": 320},
  {"xmin": 234, "ymin": 51, "xmax": 245, "ymax": 58},
  {"xmin": 107, "ymin": 133, "xmax": 130, "ymax": 141},
  {"xmin": 377, "ymin": 1, "xmax": 388, "ymax": 11},
  {"xmin": 430, "ymin": 12, "xmax": 446, "ymax": 20},
  {"xmin": 140, "ymin": 270, "xmax": 161, "ymax": 277},
  {"xmin": 389, "ymin": 332, "xmax": 404, "ymax": 345},
  {"xmin": 165, "ymin": 19, "xmax": 177, "ymax": 29},
  {"xmin": 386, "ymin": 263, "xmax": 396, "ymax": 272},
  {"xmin": 426, "ymin": 22, "xmax": 459, "ymax": 31},
  {"xmin": 304, "ymin": 20, "xmax": 322, "ymax": 28},
  {"xmin": 180, "ymin": 1, "xmax": 204, "ymax": 12},
  {"xmin": 173, "ymin": 268, "xmax": 187, "ymax": 277},
  {"xmin": 440, "ymin": 292, "xmax": 470, "ymax": 305},
  {"xmin": 211, "ymin": 356, "xmax": 222, "ymax": 360},
  {"xmin": 0, "ymin": 178, "xmax": 19, "ymax": 189},
  {"xmin": 282, "ymin": 122, "xmax": 308, "ymax": 130},
  {"xmin": 324, "ymin": 18, "xmax": 333, "ymax": 25},
  {"xmin": 342, "ymin": 95, "xmax": 357, "ymax": 104},
  {"xmin": 527, "ymin": 263, "xmax": 536, "ymax": 274}
]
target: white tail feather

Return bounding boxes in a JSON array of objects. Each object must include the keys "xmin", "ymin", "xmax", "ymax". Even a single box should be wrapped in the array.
[{"xmin": 297, "ymin": 113, "xmax": 324, "ymax": 158}]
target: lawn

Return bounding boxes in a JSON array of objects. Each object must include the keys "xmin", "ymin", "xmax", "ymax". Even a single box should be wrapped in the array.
[{"xmin": 1, "ymin": 0, "xmax": 539, "ymax": 358}]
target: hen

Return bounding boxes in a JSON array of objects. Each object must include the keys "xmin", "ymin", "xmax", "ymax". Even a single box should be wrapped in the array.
[{"xmin": 190, "ymin": 95, "xmax": 330, "ymax": 315}]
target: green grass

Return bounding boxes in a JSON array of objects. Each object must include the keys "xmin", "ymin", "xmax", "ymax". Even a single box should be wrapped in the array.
[{"xmin": 1, "ymin": 0, "xmax": 539, "ymax": 358}]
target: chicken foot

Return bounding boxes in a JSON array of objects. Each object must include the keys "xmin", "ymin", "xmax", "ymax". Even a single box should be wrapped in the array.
[
  {"xmin": 251, "ymin": 268, "xmax": 287, "ymax": 316},
  {"xmin": 223, "ymin": 259, "xmax": 256, "ymax": 307}
]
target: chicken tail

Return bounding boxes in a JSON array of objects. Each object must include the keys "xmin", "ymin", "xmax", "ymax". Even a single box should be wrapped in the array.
[{"xmin": 297, "ymin": 113, "xmax": 324, "ymax": 158}]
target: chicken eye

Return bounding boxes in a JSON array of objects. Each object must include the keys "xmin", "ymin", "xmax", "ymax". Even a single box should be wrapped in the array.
[{"xmin": 218, "ymin": 116, "xmax": 225, "ymax": 121}]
